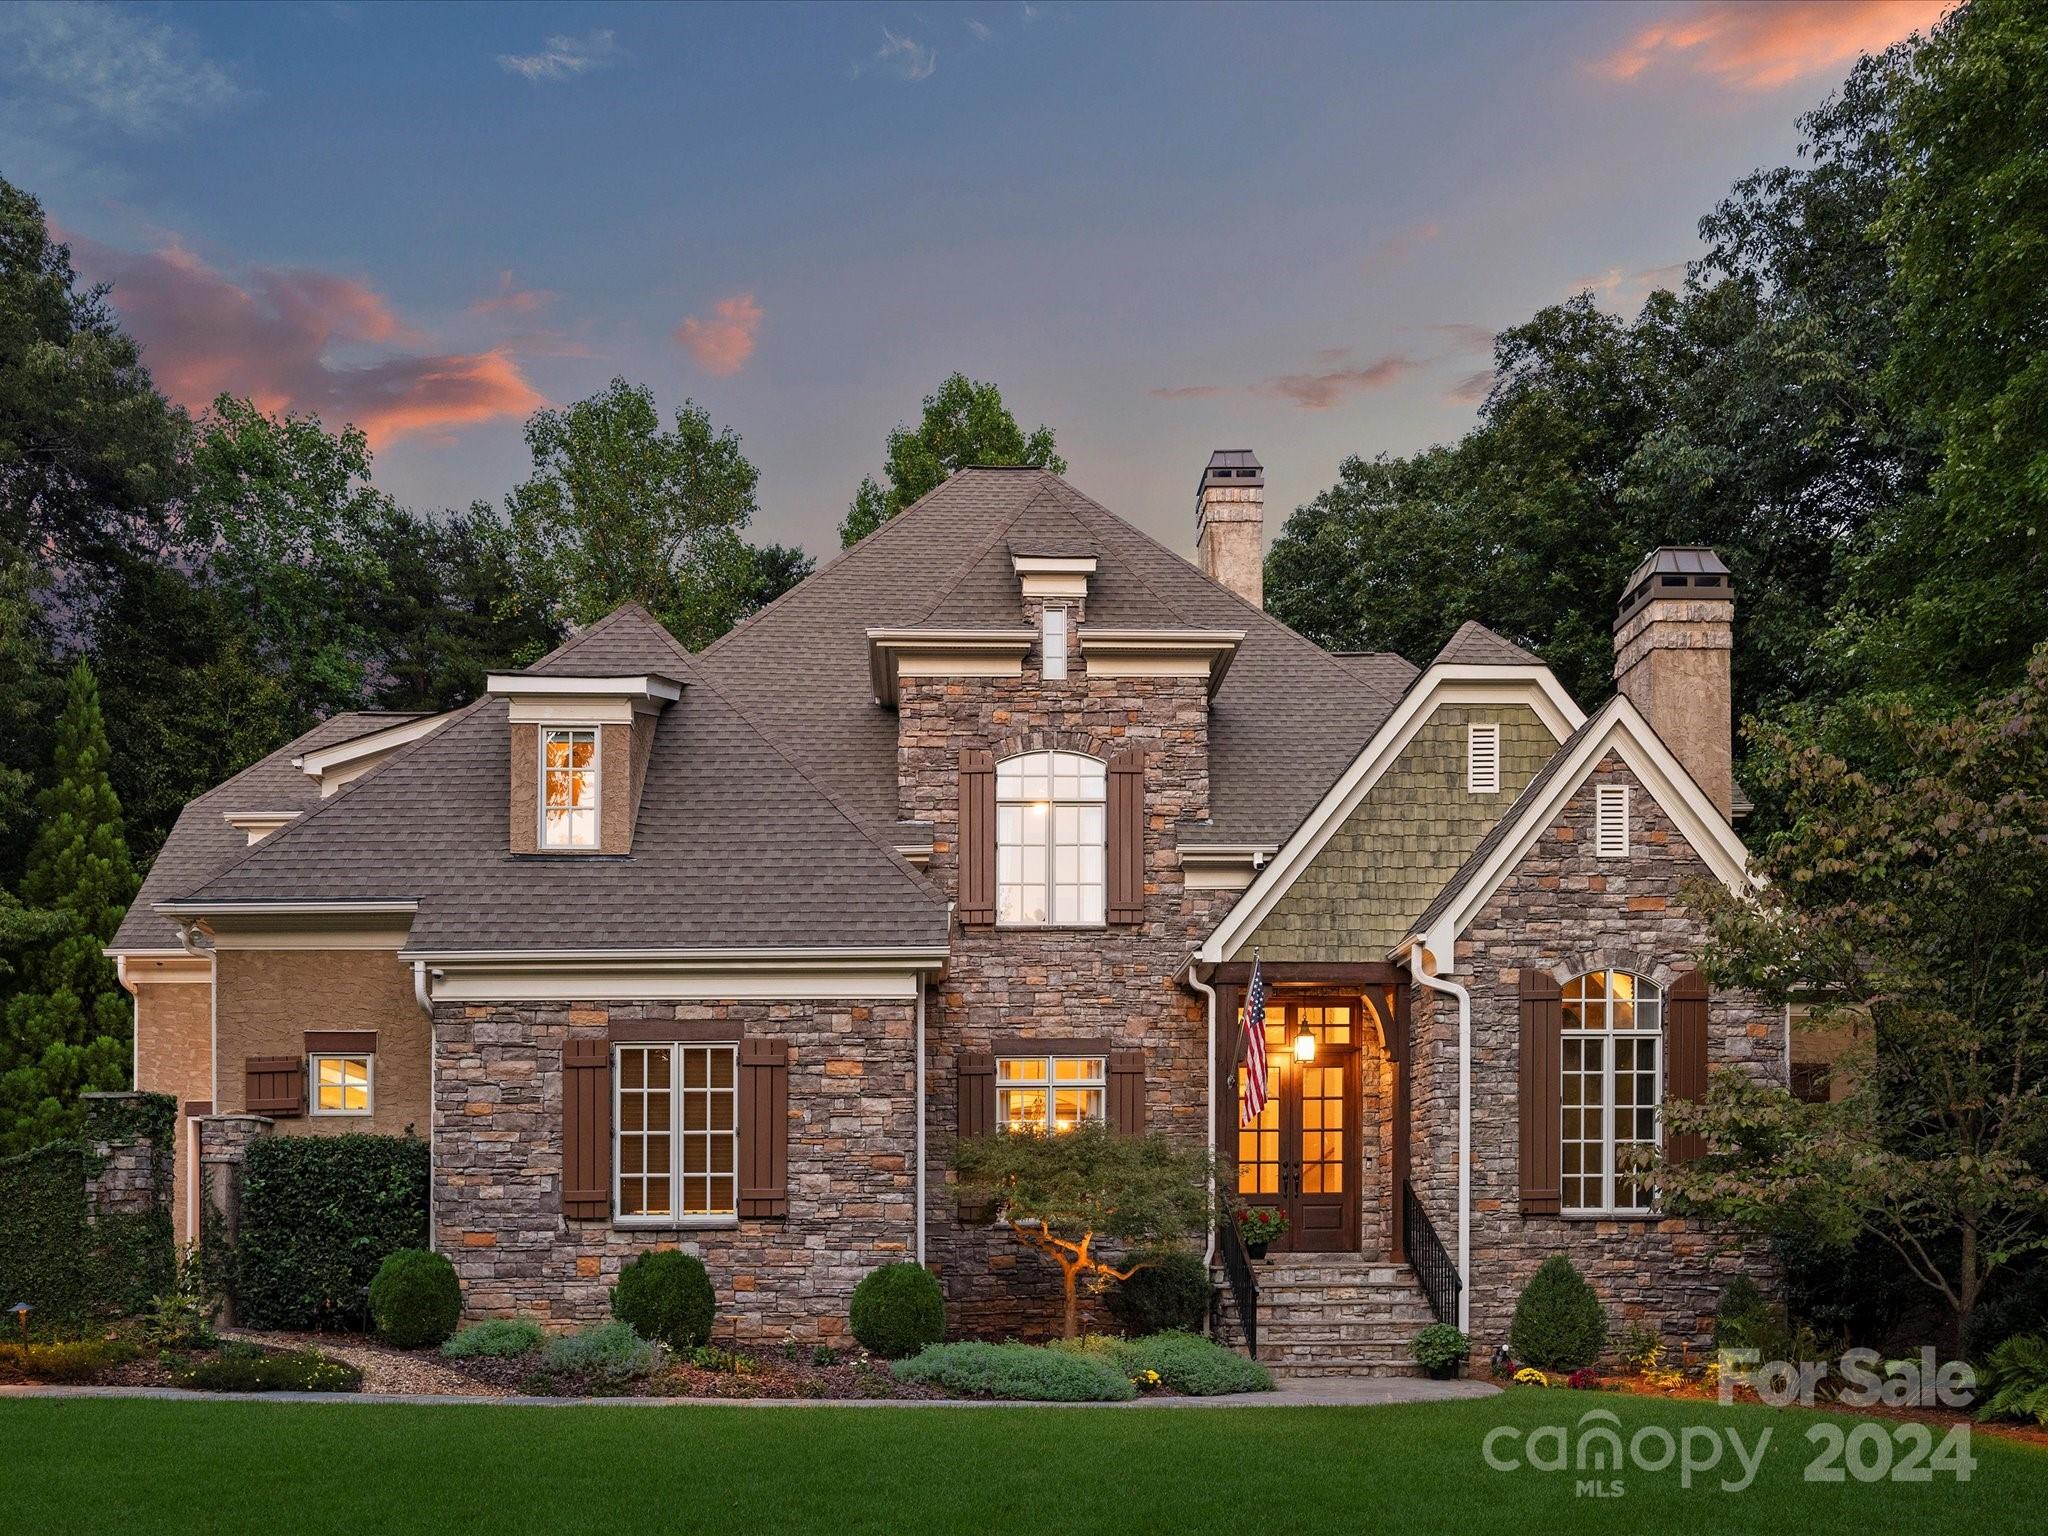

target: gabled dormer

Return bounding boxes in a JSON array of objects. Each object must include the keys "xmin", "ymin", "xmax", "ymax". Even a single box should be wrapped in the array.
[{"xmin": 486, "ymin": 671, "xmax": 682, "ymax": 856}]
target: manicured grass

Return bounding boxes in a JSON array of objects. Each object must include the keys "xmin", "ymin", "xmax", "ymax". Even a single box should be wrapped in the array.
[{"xmin": 3, "ymin": 1389, "xmax": 2042, "ymax": 1534}]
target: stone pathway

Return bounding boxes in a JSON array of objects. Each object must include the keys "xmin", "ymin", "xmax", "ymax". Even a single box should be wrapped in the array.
[{"xmin": 218, "ymin": 1328, "xmax": 508, "ymax": 1397}]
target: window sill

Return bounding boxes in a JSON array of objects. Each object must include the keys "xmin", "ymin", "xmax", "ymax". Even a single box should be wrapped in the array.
[
  {"xmin": 1558, "ymin": 1210, "xmax": 1662, "ymax": 1223},
  {"xmin": 611, "ymin": 1215, "xmax": 740, "ymax": 1231}
]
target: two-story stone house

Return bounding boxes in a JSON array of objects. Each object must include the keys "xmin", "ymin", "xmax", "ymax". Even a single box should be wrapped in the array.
[{"xmin": 109, "ymin": 453, "xmax": 1779, "ymax": 1371}]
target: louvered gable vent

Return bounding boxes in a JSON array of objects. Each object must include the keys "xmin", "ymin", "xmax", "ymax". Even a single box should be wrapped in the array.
[
  {"xmin": 1596, "ymin": 784, "xmax": 1631, "ymax": 858},
  {"xmin": 1467, "ymin": 723, "xmax": 1501, "ymax": 795}
]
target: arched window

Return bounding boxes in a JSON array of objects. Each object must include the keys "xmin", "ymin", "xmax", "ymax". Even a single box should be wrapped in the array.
[
  {"xmin": 1560, "ymin": 969, "xmax": 1662, "ymax": 1214},
  {"xmin": 996, "ymin": 751, "xmax": 1105, "ymax": 926}
]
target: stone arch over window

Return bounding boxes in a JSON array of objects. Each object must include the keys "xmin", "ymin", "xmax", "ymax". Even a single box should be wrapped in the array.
[
  {"xmin": 996, "ymin": 750, "xmax": 1106, "ymax": 926},
  {"xmin": 1558, "ymin": 968, "xmax": 1664, "ymax": 1216}
]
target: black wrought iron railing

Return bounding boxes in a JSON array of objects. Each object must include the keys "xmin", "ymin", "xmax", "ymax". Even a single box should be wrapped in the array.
[
  {"xmin": 1215, "ymin": 1213, "xmax": 1260, "ymax": 1359},
  {"xmin": 1403, "ymin": 1180, "xmax": 1462, "ymax": 1325}
]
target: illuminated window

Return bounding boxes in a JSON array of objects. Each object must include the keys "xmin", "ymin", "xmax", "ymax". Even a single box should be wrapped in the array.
[
  {"xmin": 997, "ymin": 1054, "xmax": 1106, "ymax": 1133},
  {"xmin": 615, "ymin": 1043, "xmax": 737, "ymax": 1223},
  {"xmin": 1560, "ymin": 970, "xmax": 1662, "ymax": 1215},
  {"xmin": 310, "ymin": 1054, "xmax": 372, "ymax": 1116},
  {"xmin": 541, "ymin": 728, "xmax": 599, "ymax": 849},
  {"xmin": 996, "ymin": 751, "xmax": 1104, "ymax": 926}
]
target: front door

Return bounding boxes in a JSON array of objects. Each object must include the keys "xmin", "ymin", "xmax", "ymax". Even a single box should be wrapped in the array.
[{"xmin": 1235, "ymin": 997, "xmax": 1361, "ymax": 1253}]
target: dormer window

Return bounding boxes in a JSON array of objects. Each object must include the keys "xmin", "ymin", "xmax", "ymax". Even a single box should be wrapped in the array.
[
  {"xmin": 541, "ymin": 728, "xmax": 599, "ymax": 849},
  {"xmin": 1042, "ymin": 606, "xmax": 1069, "ymax": 681}
]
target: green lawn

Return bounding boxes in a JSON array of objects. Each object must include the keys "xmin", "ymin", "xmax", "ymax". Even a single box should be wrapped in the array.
[{"xmin": 3, "ymin": 1389, "xmax": 2042, "ymax": 1534}]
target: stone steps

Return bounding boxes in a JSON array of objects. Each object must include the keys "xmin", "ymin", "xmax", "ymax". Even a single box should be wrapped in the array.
[{"xmin": 1214, "ymin": 1253, "xmax": 1441, "ymax": 1380}]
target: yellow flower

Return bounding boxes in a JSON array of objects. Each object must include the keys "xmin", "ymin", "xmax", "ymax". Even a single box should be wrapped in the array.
[{"xmin": 1514, "ymin": 1367, "xmax": 1551, "ymax": 1387}]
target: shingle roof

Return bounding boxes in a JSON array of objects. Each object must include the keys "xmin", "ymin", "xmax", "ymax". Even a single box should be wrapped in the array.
[
  {"xmin": 694, "ymin": 468, "xmax": 1406, "ymax": 848},
  {"xmin": 1334, "ymin": 651, "xmax": 1422, "ymax": 694},
  {"xmin": 171, "ymin": 607, "xmax": 950, "ymax": 954},
  {"xmin": 1430, "ymin": 619, "xmax": 1545, "ymax": 669},
  {"xmin": 111, "ymin": 711, "xmax": 431, "ymax": 952}
]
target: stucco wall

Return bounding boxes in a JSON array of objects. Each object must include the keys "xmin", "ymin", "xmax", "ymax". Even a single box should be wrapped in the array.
[
  {"xmin": 1246, "ymin": 703, "xmax": 1557, "ymax": 960},
  {"xmin": 132, "ymin": 979, "xmax": 212, "ymax": 1246}
]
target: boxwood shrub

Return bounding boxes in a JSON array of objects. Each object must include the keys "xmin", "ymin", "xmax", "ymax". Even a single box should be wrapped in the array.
[
  {"xmin": 1509, "ymin": 1255, "xmax": 1608, "ymax": 1370},
  {"xmin": 848, "ymin": 1263, "xmax": 945, "ymax": 1358},
  {"xmin": 892, "ymin": 1341, "xmax": 1137, "ymax": 1401},
  {"xmin": 610, "ymin": 1250, "xmax": 715, "ymax": 1351},
  {"xmin": 368, "ymin": 1248, "xmax": 461, "ymax": 1348},
  {"xmin": 234, "ymin": 1133, "xmax": 429, "ymax": 1330}
]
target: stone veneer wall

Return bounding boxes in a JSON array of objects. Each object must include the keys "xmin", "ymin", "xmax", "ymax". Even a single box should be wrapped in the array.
[
  {"xmin": 897, "ymin": 643, "xmax": 1233, "ymax": 1338},
  {"xmin": 1413, "ymin": 754, "xmax": 1782, "ymax": 1354},
  {"xmin": 434, "ymin": 997, "xmax": 918, "ymax": 1343}
]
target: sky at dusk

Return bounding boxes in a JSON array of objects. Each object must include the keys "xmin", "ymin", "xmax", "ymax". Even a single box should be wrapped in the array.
[{"xmin": 0, "ymin": 0, "xmax": 1949, "ymax": 558}]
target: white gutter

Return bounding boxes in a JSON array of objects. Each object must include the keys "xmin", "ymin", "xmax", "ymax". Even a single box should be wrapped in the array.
[
  {"xmin": 915, "ymin": 980, "xmax": 927, "ymax": 1266},
  {"xmin": 1408, "ymin": 944, "xmax": 1471, "ymax": 1332},
  {"xmin": 1181, "ymin": 961, "xmax": 1221, "ymax": 1270}
]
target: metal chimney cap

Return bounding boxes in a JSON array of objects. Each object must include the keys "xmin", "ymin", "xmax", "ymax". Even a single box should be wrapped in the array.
[
  {"xmin": 1199, "ymin": 449, "xmax": 1263, "ymax": 495},
  {"xmin": 1617, "ymin": 546, "xmax": 1733, "ymax": 625}
]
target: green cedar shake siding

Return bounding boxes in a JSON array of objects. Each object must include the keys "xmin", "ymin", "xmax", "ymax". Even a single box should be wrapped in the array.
[{"xmin": 1242, "ymin": 704, "xmax": 1555, "ymax": 960}]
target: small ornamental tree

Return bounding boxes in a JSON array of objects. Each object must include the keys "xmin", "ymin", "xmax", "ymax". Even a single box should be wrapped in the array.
[{"xmin": 952, "ymin": 1123, "xmax": 1210, "ymax": 1339}]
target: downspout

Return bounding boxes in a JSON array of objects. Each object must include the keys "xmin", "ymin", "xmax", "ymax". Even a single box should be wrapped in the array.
[
  {"xmin": 1182, "ymin": 960, "xmax": 1220, "ymax": 1269},
  {"xmin": 1408, "ymin": 943, "xmax": 1472, "ymax": 1332},
  {"xmin": 915, "ymin": 975, "xmax": 927, "ymax": 1266},
  {"xmin": 415, "ymin": 962, "xmax": 436, "ymax": 1253}
]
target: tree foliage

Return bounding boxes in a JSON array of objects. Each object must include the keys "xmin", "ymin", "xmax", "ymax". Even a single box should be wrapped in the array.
[
  {"xmin": 1664, "ymin": 651, "xmax": 2048, "ymax": 1335},
  {"xmin": 952, "ymin": 1123, "xmax": 1209, "ymax": 1339},
  {"xmin": 839, "ymin": 372, "xmax": 1065, "ymax": 546}
]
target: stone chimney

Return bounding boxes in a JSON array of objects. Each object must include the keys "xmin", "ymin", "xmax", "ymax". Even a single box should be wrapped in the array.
[
  {"xmin": 1613, "ymin": 547, "xmax": 1735, "ymax": 817},
  {"xmin": 1196, "ymin": 449, "xmax": 1264, "ymax": 608}
]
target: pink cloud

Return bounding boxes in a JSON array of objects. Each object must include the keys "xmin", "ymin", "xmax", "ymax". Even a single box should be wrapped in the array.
[
  {"xmin": 1366, "ymin": 218, "xmax": 1442, "ymax": 270},
  {"xmin": 1251, "ymin": 354, "xmax": 1420, "ymax": 410},
  {"xmin": 470, "ymin": 270, "xmax": 554, "ymax": 317},
  {"xmin": 1446, "ymin": 369, "xmax": 1497, "ymax": 406},
  {"xmin": 1592, "ymin": 1, "xmax": 1951, "ymax": 91},
  {"xmin": 673, "ymin": 292, "xmax": 762, "ymax": 376},
  {"xmin": 1150, "ymin": 384, "xmax": 1228, "ymax": 401},
  {"xmin": 68, "ymin": 231, "xmax": 545, "ymax": 446}
]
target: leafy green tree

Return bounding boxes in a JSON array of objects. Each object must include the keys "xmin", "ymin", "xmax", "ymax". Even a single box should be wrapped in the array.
[
  {"xmin": 0, "ymin": 550, "xmax": 57, "ymax": 882},
  {"xmin": 952, "ymin": 1123, "xmax": 1210, "ymax": 1339},
  {"xmin": 1664, "ymin": 651, "xmax": 2048, "ymax": 1337},
  {"xmin": 839, "ymin": 373, "xmax": 1065, "ymax": 546},
  {"xmin": 0, "ymin": 661, "xmax": 136, "ymax": 1152},
  {"xmin": 1852, "ymin": 0, "xmax": 2048, "ymax": 704},
  {"xmin": 505, "ymin": 379, "xmax": 807, "ymax": 649}
]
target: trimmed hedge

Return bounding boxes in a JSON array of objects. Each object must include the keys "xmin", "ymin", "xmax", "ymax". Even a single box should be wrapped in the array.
[
  {"xmin": 849, "ymin": 1263, "xmax": 945, "ymax": 1358},
  {"xmin": 1509, "ymin": 1255, "xmax": 1608, "ymax": 1371},
  {"xmin": 610, "ymin": 1251, "xmax": 716, "ymax": 1351},
  {"xmin": 369, "ymin": 1249, "xmax": 461, "ymax": 1348},
  {"xmin": 233, "ymin": 1133, "xmax": 429, "ymax": 1330},
  {"xmin": 892, "ymin": 1341, "xmax": 1137, "ymax": 1402}
]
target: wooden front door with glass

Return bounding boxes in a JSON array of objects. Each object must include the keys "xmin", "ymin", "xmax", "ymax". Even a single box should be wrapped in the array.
[{"xmin": 1235, "ymin": 996, "xmax": 1361, "ymax": 1253}]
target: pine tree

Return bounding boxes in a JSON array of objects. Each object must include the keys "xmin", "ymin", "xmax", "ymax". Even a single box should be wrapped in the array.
[{"xmin": 0, "ymin": 659, "xmax": 137, "ymax": 1152}]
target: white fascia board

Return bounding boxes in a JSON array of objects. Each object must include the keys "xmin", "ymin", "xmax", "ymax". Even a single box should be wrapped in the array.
[
  {"xmin": 294, "ymin": 713, "xmax": 452, "ymax": 780},
  {"xmin": 867, "ymin": 629, "xmax": 1035, "ymax": 706},
  {"xmin": 1077, "ymin": 628, "xmax": 1245, "ymax": 695},
  {"xmin": 158, "ymin": 899, "xmax": 421, "ymax": 918},
  {"xmin": 401, "ymin": 944, "xmax": 951, "ymax": 970},
  {"xmin": 484, "ymin": 674, "xmax": 683, "ymax": 701},
  {"xmin": 1009, "ymin": 555, "xmax": 1098, "ymax": 576},
  {"xmin": 1415, "ymin": 695, "xmax": 1753, "ymax": 962},
  {"xmin": 1196, "ymin": 663, "xmax": 1586, "ymax": 964}
]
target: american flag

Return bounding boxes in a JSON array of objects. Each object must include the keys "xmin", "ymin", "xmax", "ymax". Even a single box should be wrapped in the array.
[{"xmin": 1238, "ymin": 955, "xmax": 1269, "ymax": 1128}]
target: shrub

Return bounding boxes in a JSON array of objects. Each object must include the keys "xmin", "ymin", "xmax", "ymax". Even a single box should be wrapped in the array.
[
  {"xmin": 893, "ymin": 1340, "xmax": 1136, "ymax": 1401},
  {"xmin": 1713, "ymin": 1275, "xmax": 1774, "ymax": 1352},
  {"xmin": 142, "ymin": 1286, "xmax": 218, "ymax": 1351},
  {"xmin": 0, "ymin": 1339, "xmax": 137, "ymax": 1383},
  {"xmin": 1105, "ymin": 1250, "xmax": 1210, "ymax": 1337},
  {"xmin": 1413, "ymin": 1323, "xmax": 1469, "ymax": 1375},
  {"xmin": 1053, "ymin": 1331, "xmax": 1273, "ymax": 1395},
  {"xmin": 234, "ymin": 1133, "xmax": 429, "ymax": 1329},
  {"xmin": 1966, "ymin": 1263, "xmax": 2048, "ymax": 1360},
  {"xmin": 848, "ymin": 1263, "xmax": 946, "ymax": 1358},
  {"xmin": 441, "ymin": 1319, "xmax": 543, "ymax": 1359},
  {"xmin": 368, "ymin": 1249, "xmax": 461, "ymax": 1349},
  {"xmin": 609, "ymin": 1250, "xmax": 715, "ymax": 1351},
  {"xmin": 175, "ymin": 1347, "xmax": 361, "ymax": 1393},
  {"xmin": 1976, "ymin": 1335, "xmax": 2048, "ymax": 1427},
  {"xmin": 538, "ymin": 1321, "xmax": 664, "ymax": 1383},
  {"xmin": 1508, "ymin": 1255, "xmax": 1607, "ymax": 1371}
]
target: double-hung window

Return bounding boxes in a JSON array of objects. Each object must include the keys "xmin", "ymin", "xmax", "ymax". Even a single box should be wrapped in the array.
[
  {"xmin": 541, "ymin": 728, "xmax": 599, "ymax": 849},
  {"xmin": 1560, "ymin": 969, "xmax": 1662, "ymax": 1215},
  {"xmin": 997, "ymin": 1053, "xmax": 1106, "ymax": 1133},
  {"xmin": 310, "ymin": 1054, "xmax": 372, "ymax": 1115},
  {"xmin": 615, "ymin": 1042, "xmax": 738, "ymax": 1223},
  {"xmin": 996, "ymin": 751, "xmax": 1105, "ymax": 926}
]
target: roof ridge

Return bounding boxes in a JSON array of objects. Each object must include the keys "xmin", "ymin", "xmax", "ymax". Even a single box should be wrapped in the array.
[
  {"xmin": 172, "ymin": 700, "xmax": 485, "ymax": 900},
  {"xmin": 533, "ymin": 602, "xmax": 698, "ymax": 677},
  {"xmin": 909, "ymin": 479, "xmax": 1067, "ymax": 627}
]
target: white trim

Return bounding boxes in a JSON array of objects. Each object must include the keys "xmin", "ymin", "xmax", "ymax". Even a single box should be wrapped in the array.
[
  {"xmin": 1595, "ymin": 784, "xmax": 1631, "ymax": 859},
  {"xmin": 915, "ymin": 980, "xmax": 927, "ymax": 1265},
  {"xmin": 1408, "ymin": 944, "xmax": 1471, "ymax": 1332},
  {"xmin": 868, "ymin": 629, "xmax": 1035, "ymax": 706},
  {"xmin": 1415, "ymin": 694, "xmax": 1753, "ymax": 958},
  {"xmin": 1199, "ymin": 665, "xmax": 1585, "ymax": 963},
  {"xmin": 222, "ymin": 810, "xmax": 302, "ymax": 844},
  {"xmin": 1467, "ymin": 723, "xmax": 1500, "ymax": 796},
  {"xmin": 538, "ymin": 726, "xmax": 601, "ymax": 851},
  {"xmin": 1074, "ymin": 628, "xmax": 1243, "ymax": 695},
  {"xmin": 159, "ymin": 900, "xmax": 421, "ymax": 918},
  {"xmin": 485, "ymin": 673, "xmax": 682, "ymax": 701},
  {"xmin": 508, "ymin": 698, "xmax": 636, "ymax": 725},
  {"xmin": 1041, "ymin": 605, "xmax": 1069, "ymax": 681},
  {"xmin": 613, "ymin": 1039, "xmax": 738, "ymax": 1224},
  {"xmin": 399, "ymin": 944, "xmax": 950, "ymax": 967},
  {"xmin": 294, "ymin": 713, "xmax": 452, "ymax": 785},
  {"xmin": 106, "ymin": 951, "xmax": 212, "ymax": 984},
  {"xmin": 1009, "ymin": 555, "xmax": 1099, "ymax": 576},
  {"xmin": 428, "ymin": 966, "xmax": 930, "ymax": 1003},
  {"xmin": 308, "ymin": 1052, "xmax": 375, "ymax": 1117}
]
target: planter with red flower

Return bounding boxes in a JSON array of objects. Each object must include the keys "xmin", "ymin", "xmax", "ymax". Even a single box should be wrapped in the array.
[{"xmin": 1233, "ymin": 1205, "xmax": 1288, "ymax": 1260}]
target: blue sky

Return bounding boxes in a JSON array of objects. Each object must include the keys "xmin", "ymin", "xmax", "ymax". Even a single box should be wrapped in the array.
[{"xmin": 0, "ymin": 1, "xmax": 1944, "ymax": 555}]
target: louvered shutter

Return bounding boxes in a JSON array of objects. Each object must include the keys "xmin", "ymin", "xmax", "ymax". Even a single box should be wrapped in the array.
[
  {"xmin": 1107, "ymin": 749, "xmax": 1146, "ymax": 924},
  {"xmin": 1518, "ymin": 970, "xmax": 1563, "ymax": 1215},
  {"xmin": 561, "ymin": 1039, "xmax": 611, "ymax": 1220},
  {"xmin": 1108, "ymin": 1050, "xmax": 1146, "ymax": 1135},
  {"xmin": 739, "ymin": 1038, "xmax": 790, "ymax": 1218},
  {"xmin": 958, "ymin": 749, "xmax": 997, "ymax": 926},
  {"xmin": 958, "ymin": 1051, "xmax": 996, "ymax": 1138},
  {"xmin": 1665, "ymin": 971, "xmax": 1711, "ymax": 1164},
  {"xmin": 245, "ymin": 1056, "xmax": 304, "ymax": 1117}
]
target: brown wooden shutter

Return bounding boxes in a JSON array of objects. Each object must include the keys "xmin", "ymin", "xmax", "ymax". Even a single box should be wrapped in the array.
[
  {"xmin": 1665, "ymin": 970, "xmax": 1711, "ymax": 1164},
  {"xmin": 739, "ymin": 1037, "xmax": 790, "ymax": 1218},
  {"xmin": 1107, "ymin": 748, "xmax": 1146, "ymax": 925},
  {"xmin": 1517, "ymin": 969, "xmax": 1562, "ymax": 1216},
  {"xmin": 561, "ymin": 1039, "xmax": 611, "ymax": 1220},
  {"xmin": 958, "ymin": 749, "xmax": 997, "ymax": 927},
  {"xmin": 958, "ymin": 1051, "xmax": 996, "ymax": 1138},
  {"xmin": 245, "ymin": 1056, "xmax": 304, "ymax": 1117},
  {"xmin": 1108, "ymin": 1049, "xmax": 1146, "ymax": 1135}
]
